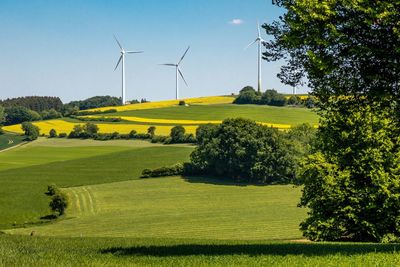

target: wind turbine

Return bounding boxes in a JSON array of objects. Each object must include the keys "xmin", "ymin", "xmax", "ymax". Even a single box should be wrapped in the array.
[
  {"xmin": 245, "ymin": 21, "xmax": 266, "ymax": 93},
  {"xmin": 114, "ymin": 35, "xmax": 143, "ymax": 105},
  {"xmin": 160, "ymin": 46, "xmax": 190, "ymax": 100}
]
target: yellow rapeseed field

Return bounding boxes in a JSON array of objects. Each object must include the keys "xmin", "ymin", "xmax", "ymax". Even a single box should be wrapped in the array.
[
  {"xmin": 85, "ymin": 96, "xmax": 235, "ymax": 113},
  {"xmin": 3, "ymin": 120, "xmax": 198, "ymax": 136}
]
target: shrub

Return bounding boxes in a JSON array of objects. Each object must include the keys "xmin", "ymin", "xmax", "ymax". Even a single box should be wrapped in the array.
[
  {"xmin": 46, "ymin": 184, "xmax": 59, "ymax": 196},
  {"xmin": 0, "ymin": 128, "xmax": 4, "ymax": 135},
  {"xmin": 49, "ymin": 129, "xmax": 57, "ymax": 138},
  {"xmin": 129, "ymin": 130, "xmax": 137, "ymax": 138},
  {"xmin": 147, "ymin": 126, "xmax": 156, "ymax": 137},
  {"xmin": 84, "ymin": 122, "xmax": 99, "ymax": 136},
  {"xmin": 170, "ymin": 126, "xmax": 186, "ymax": 143},
  {"xmin": 58, "ymin": 132, "xmax": 67, "ymax": 138},
  {"xmin": 179, "ymin": 100, "xmax": 186, "ymax": 106},
  {"xmin": 151, "ymin": 135, "xmax": 167, "ymax": 143},
  {"xmin": 49, "ymin": 191, "xmax": 68, "ymax": 216},
  {"xmin": 141, "ymin": 163, "xmax": 184, "ymax": 178},
  {"xmin": 21, "ymin": 122, "xmax": 40, "ymax": 141}
]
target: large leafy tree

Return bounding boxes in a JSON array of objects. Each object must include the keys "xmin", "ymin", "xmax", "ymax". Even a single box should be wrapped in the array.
[
  {"xmin": 265, "ymin": 0, "xmax": 400, "ymax": 241},
  {"xmin": 0, "ymin": 105, "xmax": 5, "ymax": 125}
]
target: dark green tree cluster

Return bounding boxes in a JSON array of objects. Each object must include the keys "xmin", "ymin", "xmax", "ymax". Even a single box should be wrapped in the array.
[
  {"xmin": 4, "ymin": 106, "xmax": 41, "ymax": 125},
  {"xmin": 265, "ymin": 0, "xmax": 400, "ymax": 242},
  {"xmin": 0, "ymin": 96, "xmax": 63, "ymax": 112},
  {"xmin": 234, "ymin": 87, "xmax": 287, "ymax": 106},
  {"xmin": 188, "ymin": 118, "xmax": 315, "ymax": 184},
  {"xmin": 47, "ymin": 184, "xmax": 68, "ymax": 216},
  {"xmin": 21, "ymin": 122, "xmax": 40, "ymax": 141},
  {"xmin": 68, "ymin": 123, "xmax": 99, "ymax": 138},
  {"xmin": 64, "ymin": 96, "xmax": 121, "ymax": 111},
  {"xmin": 165, "ymin": 125, "xmax": 196, "ymax": 144},
  {"xmin": 0, "ymin": 105, "xmax": 5, "ymax": 125}
]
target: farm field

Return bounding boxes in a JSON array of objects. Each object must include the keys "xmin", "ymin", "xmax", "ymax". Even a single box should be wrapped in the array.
[
  {"xmin": 0, "ymin": 133, "xmax": 25, "ymax": 151},
  {"xmin": 111, "ymin": 104, "xmax": 319, "ymax": 126},
  {"xmin": 7, "ymin": 178, "xmax": 306, "ymax": 240},
  {"xmin": 0, "ymin": 138, "xmax": 193, "ymax": 229},
  {"xmin": 3, "ymin": 98, "xmax": 319, "ymax": 136},
  {"xmin": 1, "ymin": 235, "xmax": 399, "ymax": 266}
]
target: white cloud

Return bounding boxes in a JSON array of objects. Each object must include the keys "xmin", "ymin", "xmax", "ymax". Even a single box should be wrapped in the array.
[{"xmin": 229, "ymin": 19, "xmax": 244, "ymax": 25}]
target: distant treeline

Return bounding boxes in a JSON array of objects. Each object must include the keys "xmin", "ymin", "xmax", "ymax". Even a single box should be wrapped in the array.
[
  {"xmin": 0, "ymin": 96, "xmax": 63, "ymax": 112},
  {"xmin": 0, "ymin": 95, "xmax": 124, "ymax": 126},
  {"xmin": 64, "ymin": 96, "xmax": 121, "ymax": 111}
]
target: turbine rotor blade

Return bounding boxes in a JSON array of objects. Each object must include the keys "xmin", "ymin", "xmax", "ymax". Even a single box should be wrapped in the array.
[
  {"xmin": 244, "ymin": 40, "xmax": 257, "ymax": 50},
  {"xmin": 159, "ymin": 63, "xmax": 177, "ymax": 66},
  {"xmin": 257, "ymin": 21, "xmax": 261, "ymax": 38},
  {"xmin": 178, "ymin": 68, "xmax": 188, "ymax": 87},
  {"xmin": 113, "ymin": 35, "xmax": 123, "ymax": 50},
  {"xmin": 114, "ymin": 55, "xmax": 122, "ymax": 71},
  {"xmin": 178, "ymin": 46, "xmax": 190, "ymax": 65},
  {"xmin": 126, "ymin": 51, "xmax": 144, "ymax": 54}
]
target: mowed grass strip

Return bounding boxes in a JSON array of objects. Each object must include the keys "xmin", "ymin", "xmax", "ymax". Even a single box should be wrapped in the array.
[
  {"xmin": 0, "ymin": 140, "xmax": 193, "ymax": 229},
  {"xmin": 8, "ymin": 177, "xmax": 306, "ymax": 240},
  {"xmin": 1, "ymin": 235, "xmax": 399, "ymax": 266},
  {"xmin": 112, "ymin": 104, "xmax": 319, "ymax": 126}
]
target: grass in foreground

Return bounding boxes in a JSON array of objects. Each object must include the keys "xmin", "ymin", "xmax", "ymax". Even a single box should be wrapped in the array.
[
  {"xmin": 0, "ymin": 139, "xmax": 193, "ymax": 229},
  {"xmin": 1, "ymin": 235, "xmax": 399, "ymax": 266},
  {"xmin": 111, "ymin": 104, "xmax": 319, "ymax": 126},
  {"xmin": 8, "ymin": 178, "xmax": 306, "ymax": 240}
]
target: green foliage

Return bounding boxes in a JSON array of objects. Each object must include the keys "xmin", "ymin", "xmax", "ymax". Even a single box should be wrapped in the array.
[
  {"xmin": 49, "ymin": 190, "xmax": 68, "ymax": 216},
  {"xmin": 46, "ymin": 184, "xmax": 59, "ymax": 196},
  {"xmin": 21, "ymin": 122, "xmax": 40, "ymax": 141},
  {"xmin": 190, "ymin": 118, "xmax": 296, "ymax": 183},
  {"xmin": 73, "ymin": 116, "xmax": 122, "ymax": 122},
  {"xmin": 299, "ymin": 101, "xmax": 400, "ymax": 242},
  {"xmin": 179, "ymin": 100, "xmax": 186, "ymax": 106},
  {"xmin": 65, "ymin": 96, "xmax": 120, "ymax": 111},
  {"xmin": 58, "ymin": 133, "xmax": 67, "ymax": 138},
  {"xmin": 4, "ymin": 106, "xmax": 41, "ymax": 125},
  {"xmin": 49, "ymin": 129, "xmax": 57, "ymax": 138},
  {"xmin": 0, "ymin": 96, "xmax": 63, "ymax": 112},
  {"xmin": 147, "ymin": 126, "xmax": 156, "ymax": 137},
  {"xmin": 141, "ymin": 163, "xmax": 184, "ymax": 178},
  {"xmin": 84, "ymin": 123, "xmax": 99, "ymax": 135},
  {"xmin": 40, "ymin": 109, "xmax": 62, "ymax": 120},
  {"xmin": 0, "ymin": 105, "xmax": 5, "ymax": 125},
  {"xmin": 233, "ymin": 87, "xmax": 260, "ymax": 104},
  {"xmin": 261, "ymin": 89, "xmax": 287, "ymax": 106},
  {"xmin": 265, "ymin": 0, "xmax": 400, "ymax": 105}
]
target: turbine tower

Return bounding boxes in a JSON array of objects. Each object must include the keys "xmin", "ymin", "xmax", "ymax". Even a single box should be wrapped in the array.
[
  {"xmin": 245, "ymin": 22, "xmax": 266, "ymax": 93},
  {"xmin": 160, "ymin": 46, "xmax": 190, "ymax": 100},
  {"xmin": 114, "ymin": 35, "xmax": 143, "ymax": 105}
]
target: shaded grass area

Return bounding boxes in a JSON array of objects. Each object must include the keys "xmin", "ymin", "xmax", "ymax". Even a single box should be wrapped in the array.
[
  {"xmin": 0, "ymin": 133, "xmax": 25, "ymax": 151},
  {"xmin": 112, "ymin": 104, "xmax": 319, "ymax": 126},
  {"xmin": 0, "ymin": 143, "xmax": 193, "ymax": 229},
  {"xmin": 1, "ymin": 235, "xmax": 399, "ymax": 266}
]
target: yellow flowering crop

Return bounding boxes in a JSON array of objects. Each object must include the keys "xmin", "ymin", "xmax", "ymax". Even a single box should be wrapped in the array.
[{"xmin": 85, "ymin": 96, "xmax": 235, "ymax": 113}]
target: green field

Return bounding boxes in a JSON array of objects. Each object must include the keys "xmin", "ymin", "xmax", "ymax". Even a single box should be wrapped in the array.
[
  {"xmin": 0, "ymin": 138, "xmax": 193, "ymax": 228},
  {"xmin": 1, "ymin": 235, "xmax": 399, "ymax": 266},
  {"xmin": 0, "ymin": 133, "xmax": 25, "ymax": 151},
  {"xmin": 112, "ymin": 104, "xmax": 319, "ymax": 126},
  {"xmin": 1, "ymin": 137, "xmax": 398, "ymax": 266}
]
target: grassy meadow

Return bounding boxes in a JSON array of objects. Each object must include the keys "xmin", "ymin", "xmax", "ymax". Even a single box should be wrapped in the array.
[
  {"xmin": 0, "ymin": 138, "xmax": 193, "ymax": 229},
  {"xmin": 1, "ymin": 98, "xmax": 395, "ymax": 266},
  {"xmin": 0, "ymin": 133, "xmax": 25, "ymax": 151},
  {"xmin": 111, "ymin": 104, "xmax": 319, "ymax": 126}
]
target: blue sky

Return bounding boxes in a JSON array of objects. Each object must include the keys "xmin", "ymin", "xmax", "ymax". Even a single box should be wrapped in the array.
[{"xmin": 0, "ymin": 0, "xmax": 303, "ymax": 103}]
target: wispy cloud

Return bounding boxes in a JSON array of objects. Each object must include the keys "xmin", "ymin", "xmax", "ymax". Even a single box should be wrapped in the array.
[{"xmin": 229, "ymin": 19, "xmax": 244, "ymax": 25}]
